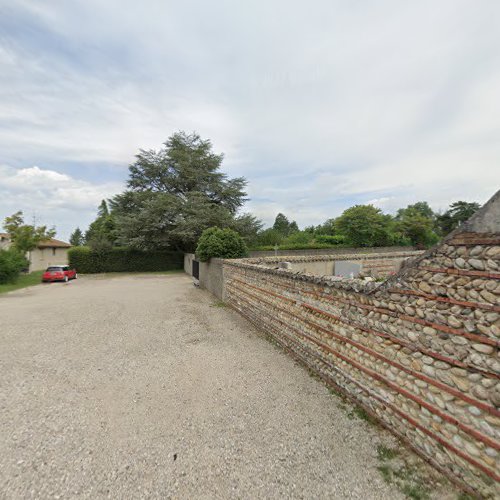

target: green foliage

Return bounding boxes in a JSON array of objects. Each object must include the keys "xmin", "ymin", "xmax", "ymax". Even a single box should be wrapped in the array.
[
  {"xmin": 436, "ymin": 201, "xmax": 480, "ymax": 235},
  {"xmin": 313, "ymin": 218, "xmax": 337, "ymax": 235},
  {"xmin": 3, "ymin": 211, "xmax": 56, "ymax": 254},
  {"xmin": 395, "ymin": 202, "xmax": 439, "ymax": 247},
  {"xmin": 68, "ymin": 247, "xmax": 183, "ymax": 273},
  {"xmin": 85, "ymin": 200, "xmax": 117, "ymax": 247},
  {"xmin": 231, "ymin": 213, "xmax": 263, "ymax": 247},
  {"xmin": 397, "ymin": 201, "xmax": 435, "ymax": 220},
  {"xmin": 282, "ymin": 230, "xmax": 314, "ymax": 245},
  {"xmin": 273, "ymin": 213, "xmax": 290, "ymax": 234},
  {"xmin": 256, "ymin": 228, "xmax": 284, "ymax": 246},
  {"xmin": 272, "ymin": 213, "xmax": 299, "ymax": 236},
  {"xmin": 251, "ymin": 230, "xmax": 346, "ymax": 251},
  {"xmin": 377, "ymin": 445, "xmax": 400, "ymax": 461},
  {"xmin": 195, "ymin": 227, "xmax": 247, "ymax": 262},
  {"xmin": 0, "ymin": 248, "xmax": 28, "ymax": 284},
  {"xmin": 250, "ymin": 242, "xmax": 344, "ymax": 251},
  {"xmin": 0, "ymin": 270, "xmax": 43, "ymax": 294},
  {"xmin": 314, "ymin": 234, "xmax": 346, "ymax": 245},
  {"xmin": 69, "ymin": 227, "xmax": 84, "ymax": 247},
  {"xmin": 110, "ymin": 131, "xmax": 249, "ymax": 251},
  {"xmin": 336, "ymin": 205, "xmax": 393, "ymax": 247}
]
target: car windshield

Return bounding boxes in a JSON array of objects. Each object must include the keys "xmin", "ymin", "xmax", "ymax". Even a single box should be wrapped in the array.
[{"xmin": 46, "ymin": 267, "xmax": 63, "ymax": 272}]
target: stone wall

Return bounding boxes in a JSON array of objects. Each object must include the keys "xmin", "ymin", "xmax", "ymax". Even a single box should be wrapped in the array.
[
  {"xmin": 250, "ymin": 250, "xmax": 421, "ymax": 277},
  {"xmin": 222, "ymin": 192, "xmax": 500, "ymax": 497},
  {"xmin": 184, "ymin": 253, "xmax": 225, "ymax": 300},
  {"xmin": 184, "ymin": 253, "xmax": 195, "ymax": 275}
]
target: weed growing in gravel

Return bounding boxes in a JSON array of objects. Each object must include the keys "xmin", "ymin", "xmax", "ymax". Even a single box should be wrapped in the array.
[
  {"xmin": 377, "ymin": 461, "xmax": 431, "ymax": 500},
  {"xmin": 377, "ymin": 444, "xmax": 399, "ymax": 461},
  {"xmin": 456, "ymin": 493, "xmax": 475, "ymax": 500},
  {"xmin": 211, "ymin": 300, "xmax": 227, "ymax": 307},
  {"xmin": 348, "ymin": 405, "xmax": 378, "ymax": 425}
]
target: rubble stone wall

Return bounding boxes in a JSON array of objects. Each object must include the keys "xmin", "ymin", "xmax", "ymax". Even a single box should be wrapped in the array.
[
  {"xmin": 223, "ymin": 194, "xmax": 500, "ymax": 497},
  {"xmin": 251, "ymin": 251, "xmax": 421, "ymax": 278}
]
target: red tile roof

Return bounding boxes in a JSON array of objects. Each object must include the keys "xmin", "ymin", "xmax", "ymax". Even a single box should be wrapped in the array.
[{"xmin": 37, "ymin": 238, "xmax": 71, "ymax": 249}]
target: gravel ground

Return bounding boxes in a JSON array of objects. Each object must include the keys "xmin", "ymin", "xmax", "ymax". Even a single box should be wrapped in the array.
[{"xmin": 0, "ymin": 273, "xmax": 406, "ymax": 499}]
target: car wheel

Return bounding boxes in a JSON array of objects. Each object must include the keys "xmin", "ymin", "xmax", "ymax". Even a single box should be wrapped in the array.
[{"xmin": 64, "ymin": 276, "xmax": 69, "ymax": 283}]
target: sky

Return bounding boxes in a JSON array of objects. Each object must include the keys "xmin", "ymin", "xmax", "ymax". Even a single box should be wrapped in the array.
[{"xmin": 1, "ymin": 0, "xmax": 499, "ymax": 240}]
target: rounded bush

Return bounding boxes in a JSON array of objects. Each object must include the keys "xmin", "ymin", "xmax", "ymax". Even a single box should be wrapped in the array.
[
  {"xmin": 0, "ymin": 248, "xmax": 28, "ymax": 284},
  {"xmin": 196, "ymin": 227, "xmax": 247, "ymax": 262}
]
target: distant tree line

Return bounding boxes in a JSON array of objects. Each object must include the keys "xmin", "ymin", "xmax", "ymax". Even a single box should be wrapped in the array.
[
  {"xmin": 251, "ymin": 200, "xmax": 480, "ymax": 250},
  {"xmin": 70, "ymin": 131, "xmax": 262, "ymax": 253},
  {"xmin": 68, "ymin": 130, "xmax": 481, "ymax": 255}
]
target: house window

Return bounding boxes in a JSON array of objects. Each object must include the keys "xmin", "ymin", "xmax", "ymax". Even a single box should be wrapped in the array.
[{"xmin": 52, "ymin": 248, "xmax": 56, "ymax": 256}]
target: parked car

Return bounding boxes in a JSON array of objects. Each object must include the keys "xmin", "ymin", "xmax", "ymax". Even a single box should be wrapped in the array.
[{"xmin": 42, "ymin": 265, "xmax": 77, "ymax": 283}]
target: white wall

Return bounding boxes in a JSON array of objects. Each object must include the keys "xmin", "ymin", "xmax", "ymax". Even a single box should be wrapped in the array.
[{"xmin": 29, "ymin": 247, "xmax": 70, "ymax": 272}]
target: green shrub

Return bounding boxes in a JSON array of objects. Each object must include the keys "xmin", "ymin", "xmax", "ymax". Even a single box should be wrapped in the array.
[
  {"xmin": 68, "ymin": 246, "xmax": 183, "ymax": 273},
  {"xmin": 250, "ymin": 242, "xmax": 344, "ymax": 251},
  {"xmin": 256, "ymin": 228, "xmax": 284, "ymax": 246},
  {"xmin": 314, "ymin": 234, "xmax": 346, "ymax": 245},
  {"xmin": 282, "ymin": 231, "xmax": 314, "ymax": 245},
  {"xmin": 196, "ymin": 227, "xmax": 247, "ymax": 262},
  {"xmin": 0, "ymin": 248, "xmax": 28, "ymax": 284}
]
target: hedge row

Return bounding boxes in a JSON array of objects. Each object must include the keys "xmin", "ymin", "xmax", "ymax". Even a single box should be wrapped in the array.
[
  {"xmin": 249, "ymin": 243, "xmax": 348, "ymax": 252},
  {"xmin": 250, "ymin": 241, "xmax": 414, "ymax": 252},
  {"xmin": 68, "ymin": 247, "xmax": 184, "ymax": 273}
]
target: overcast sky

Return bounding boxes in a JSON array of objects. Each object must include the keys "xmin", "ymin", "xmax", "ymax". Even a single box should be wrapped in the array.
[{"xmin": 1, "ymin": 1, "xmax": 499, "ymax": 240}]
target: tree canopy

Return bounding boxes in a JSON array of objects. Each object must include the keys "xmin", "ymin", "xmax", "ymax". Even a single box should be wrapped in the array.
[
  {"xmin": 272, "ymin": 213, "xmax": 298, "ymax": 236},
  {"xmin": 110, "ymin": 132, "xmax": 250, "ymax": 251},
  {"xmin": 3, "ymin": 211, "xmax": 56, "ymax": 254},
  {"xmin": 196, "ymin": 227, "xmax": 247, "ymax": 262},
  {"xmin": 335, "ymin": 205, "xmax": 393, "ymax": 247},
  {"xmin": 85, "ymin": 200, "xmax": 116, "ymax": 250},
  {"xmin": 436, "ymin": 201, "xmax": 480, "ymax": 235},
  {"xmin": 69, "ymin": 227, "xmax": 84, "ymax": 247}
]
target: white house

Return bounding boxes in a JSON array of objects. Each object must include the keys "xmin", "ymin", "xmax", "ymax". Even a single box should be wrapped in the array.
[{"xmin": 0, "ymin": 233, "xmax": 71, "ymax": 272}]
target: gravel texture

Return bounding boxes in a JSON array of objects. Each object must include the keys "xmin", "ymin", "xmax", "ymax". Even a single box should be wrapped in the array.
[{"xmin": 0, "ymin": 273, "xmax": 404, "ymax": 499}]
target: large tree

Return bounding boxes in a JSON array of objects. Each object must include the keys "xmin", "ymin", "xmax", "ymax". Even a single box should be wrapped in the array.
[
  {"xmin": 395, "ymin": 202, "xmax": 439, "ymax": 247},
  {"xmin": 69, "ymin": 227, "xmax": 84, "ymax": 247},
  {"xmin": 3, "ymin": 211, "xmax": 56, "ymax": 254},
  {"xmin": 335, "ymin": 205, "xmax": 393, "ymax": 247},
  {"xmin": 272, "ymin": 213, "xmax": 298, "ymax": 236},
  {"xmin": 112, "ymin": 131, "xmax": 250, "ymax": 251},
  {"xmin": 85, "ymin": 200, "xmax": 116, "ymax": 249},
  {"xmin": 231, "ymin": 213, "xmax": 263, "ymax": 247}
]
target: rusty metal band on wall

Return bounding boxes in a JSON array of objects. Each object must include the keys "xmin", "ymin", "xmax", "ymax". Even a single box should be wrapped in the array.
[{"xmin": 223, "ymin": 233, "xmax": 500, "ymax": 498}]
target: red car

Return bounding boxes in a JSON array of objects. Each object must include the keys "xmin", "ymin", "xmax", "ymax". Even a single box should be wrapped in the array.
[{"xmin": 42, "ymin": 265, "xmax": 78, "ymax": 283}]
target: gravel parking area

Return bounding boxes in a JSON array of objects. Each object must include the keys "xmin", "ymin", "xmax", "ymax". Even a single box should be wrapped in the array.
[{"xmin": 0, "ymin": 273, "xmax": 405, "ymax": 499}]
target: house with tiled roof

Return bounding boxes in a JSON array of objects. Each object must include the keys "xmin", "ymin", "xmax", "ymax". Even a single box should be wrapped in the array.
[{"xmin": 0, "ymin": 233, "xmax": 71, "ymax": 271}]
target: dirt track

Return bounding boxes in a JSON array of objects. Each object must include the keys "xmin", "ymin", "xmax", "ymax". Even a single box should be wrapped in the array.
[{"xmin": 0, "ymin": 273, "xmax": 404, "ymax": 499}]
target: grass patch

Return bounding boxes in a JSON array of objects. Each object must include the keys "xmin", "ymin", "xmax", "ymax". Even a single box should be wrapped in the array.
[
  {"xmin": 348, "ymin": 405, "xmax": 378, "ymax": 425},
  {"xmin": 377, "ymin": 444, "xmax": 400, "ymax": 461},
  {"xmin": 211, "ymin": 300, "xmax": 227, "ymax": 308},
  {"xmin": 0, "ymin": 271, "xmax": 44, "ymax": 295},
  {"xmin": 375, "ymin": 443, "xmax": 434, "ymax": 500},
  {"xmin": 378, "ymin": 462, "xmax": 431, "ymax": 500},
  {"xmin": 456, "ymin": 493, "xmax": 475, "ymax": 500},
  {"xmin": 378, "ymin": 464, "xmax": 393, "ymax": 483},
  {"xmin": 401, "ymin": 481, "xmax": 431, "ymax": 500}
]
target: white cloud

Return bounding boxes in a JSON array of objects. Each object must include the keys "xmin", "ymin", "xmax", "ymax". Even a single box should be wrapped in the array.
[
  {"xmin": 0, "ymin": 165, "xmax": 123, "ymax": 239},
  {"xmin": 0, "ymin": 0, "xmax": 499, "ymax": 232}
]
